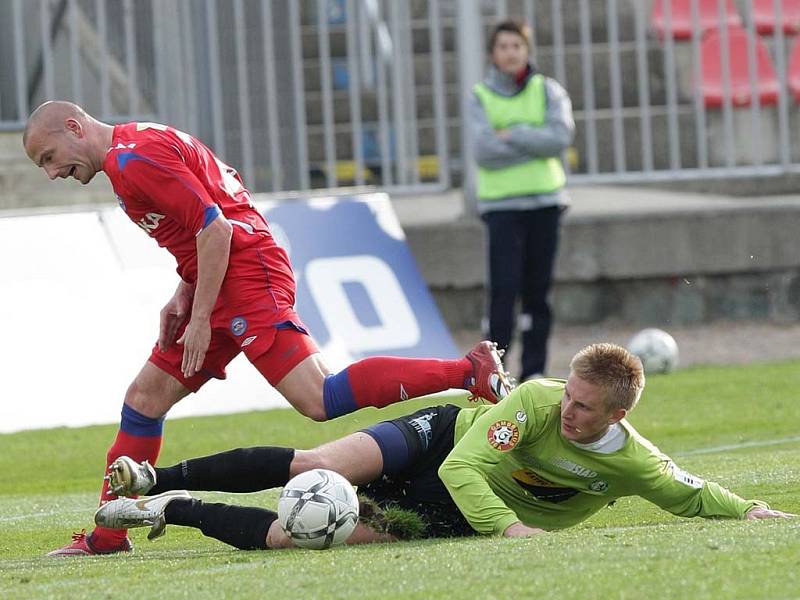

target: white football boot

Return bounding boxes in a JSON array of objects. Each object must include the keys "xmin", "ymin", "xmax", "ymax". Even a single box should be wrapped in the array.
[
  {"xmin": 95, "ymin": 490, "xmax": 192, "ymax": 540},
  {"xmin": 106, "ymin": 456, "xmax": 156, "ymax": 496}
]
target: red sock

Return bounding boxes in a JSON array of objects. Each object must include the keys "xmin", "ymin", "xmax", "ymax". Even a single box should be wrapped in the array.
[
  {"xmin": 91, "ymin": 430, "xmax": 162, "ymax": 550},
  {"xmin": 346, "ymin": 356, "xmax": 471, "ymax": 410}
]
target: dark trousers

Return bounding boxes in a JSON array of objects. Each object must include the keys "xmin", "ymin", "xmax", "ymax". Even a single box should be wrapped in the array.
[{"xmin": 482, "ymin": 206, "xmax": 562, "ymax": 379}]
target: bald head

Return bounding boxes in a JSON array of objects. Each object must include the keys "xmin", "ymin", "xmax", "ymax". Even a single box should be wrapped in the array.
[
  {"xmin": 23, "ymin": 101, "xmax": 113, "ymax": 185},
  {"xmin": 23, "ymin": 101, "xmax": 89, "ymax": 147}
]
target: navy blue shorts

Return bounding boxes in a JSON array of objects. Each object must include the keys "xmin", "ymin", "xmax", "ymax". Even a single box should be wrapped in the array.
[{"xmin": 360, "ymin": 404, "xmax": 476, "ymax": 538}]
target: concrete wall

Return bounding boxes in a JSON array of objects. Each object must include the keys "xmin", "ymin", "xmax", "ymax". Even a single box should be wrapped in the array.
[{"xmin": 402, "ymin": 188, "xmax": 800, "ymax": 329}]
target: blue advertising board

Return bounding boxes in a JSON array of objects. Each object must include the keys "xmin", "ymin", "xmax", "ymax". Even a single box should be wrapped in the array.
[{"xmin": 259, "ymin": 193, "xmax": 458, "ymax": 360}]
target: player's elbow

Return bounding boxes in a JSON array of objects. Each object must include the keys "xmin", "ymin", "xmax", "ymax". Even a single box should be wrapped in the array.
[
  {"xmin": 214, "ymin": 215, "xmax": 233, "ymax": 239},
  {"xmin": 437, "ymin": 461, "xmax": 455, "ymax": 489},
  {"xmin": 200, "ymin": 214, "xmax": 233, "ymax": 244}
]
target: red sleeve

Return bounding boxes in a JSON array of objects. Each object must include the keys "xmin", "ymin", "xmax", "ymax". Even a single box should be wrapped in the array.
[{"xmin": 119, "ymin": 144, "xmax": 221, "ymax": 236}]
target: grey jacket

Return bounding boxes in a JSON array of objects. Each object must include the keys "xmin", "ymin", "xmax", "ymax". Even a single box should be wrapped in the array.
[{"xmin": 470, "ymin": 64, "xmax": 575, "ymax": 213}]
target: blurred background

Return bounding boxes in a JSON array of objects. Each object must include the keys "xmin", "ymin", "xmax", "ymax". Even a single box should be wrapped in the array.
[{"xmin": 3, "ymin": 0, "xmax": 800, "ymax": 424}]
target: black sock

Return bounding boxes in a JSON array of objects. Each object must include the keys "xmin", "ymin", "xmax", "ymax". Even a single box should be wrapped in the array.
[
  {"xmin": 151, "ymin": 446, "xmax": 295, "ymax": 494},
  {"xmin": 164, "ymin": 498, "xmax": 277, "ymax": 550}
]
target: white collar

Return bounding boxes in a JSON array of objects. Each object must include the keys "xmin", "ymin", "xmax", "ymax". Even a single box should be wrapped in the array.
[{"xmin": 569, "ymin": 423, "xmax": 627, "ymax": 454}]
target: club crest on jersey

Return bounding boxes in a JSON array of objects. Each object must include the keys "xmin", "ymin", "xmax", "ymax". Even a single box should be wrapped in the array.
[
  {"xmin": 231, "ymin": 317, "xmax": 248, "ymax": 336},
  {"xmin": 487, "ymin": 420, "xmax": 520, "ymax": 451}
]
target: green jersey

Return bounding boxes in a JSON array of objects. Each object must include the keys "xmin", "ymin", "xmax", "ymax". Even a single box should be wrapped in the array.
[{"xmin": 438, "ymin": 380, "xmax": 766, "ymax": 535}]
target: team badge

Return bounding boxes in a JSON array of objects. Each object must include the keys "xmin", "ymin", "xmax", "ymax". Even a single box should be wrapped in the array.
[
  {"xmin": 230, "ymin": 317, "xmax": 248, "ymax": 336},
  {"xmin": 487, "ymin": 420, "xmax": 520, "ymax": 451},
  {"xmin": 589, "ymin": 480, "xmax": 609, "ymax": 493},
  {"xmin": 515, "ymin": 410, "xmax": 527, "ymax": 423}
]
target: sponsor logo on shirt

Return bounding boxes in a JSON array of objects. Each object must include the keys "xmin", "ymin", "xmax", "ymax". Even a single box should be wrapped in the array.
[
  {"xmin": 515, "ymin": 410, "xmax": 527, "ymax": 423},
  {"xmin": 230, "ymin": 317, "xmax": 248, "ymax": 336},
  {"xmin": 116, "ymin": 194, "xmax": 127, "ymax": 212},
  {"xmin": 511, "ymin": 468, "xmax": 580, "ymax": 503},
  {"xmin": 551, "ymin": 457, "xmax": 598, "ymax": 479},
  {"xmin": 241, "ymin": 335, "xmax": 257, "ymax": 348},
  {"xmin": 487, "ymin": 420, "xmax": 520, "ymax": 451},
  {"xmin": 136, "ymin": 212, "xmax": 165, "ymax": 234}
]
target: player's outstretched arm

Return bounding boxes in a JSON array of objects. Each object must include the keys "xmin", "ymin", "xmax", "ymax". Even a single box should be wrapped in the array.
[
  {"xmin": 746, "ymin": 507, "xmax": 796, "ymax": 520},
  {"xmin": 637, "ymin": 456, "xmax": 791, "ymax": 521}
]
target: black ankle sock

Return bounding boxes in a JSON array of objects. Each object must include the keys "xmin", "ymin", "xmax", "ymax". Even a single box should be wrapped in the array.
[
  {"xmin": 165, "ymin": 498, "xmax": 277, "ymax": 550},
  {"xmin": 151, "ymin": 446, "xmax": 295, "ymax": 494}
]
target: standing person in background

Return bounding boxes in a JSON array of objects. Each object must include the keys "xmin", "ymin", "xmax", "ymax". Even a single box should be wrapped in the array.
[{"xmin": 470, "ymin": 19, "xmax": 575, "ymax": 381}]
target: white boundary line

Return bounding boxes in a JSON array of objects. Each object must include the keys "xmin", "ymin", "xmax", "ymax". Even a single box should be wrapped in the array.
[
  {"xmin": 0, "ymin": 508, "xmax": 87, "ymax": 523},
  {"xmin": 675, "ymin": 434, "xmax": 800, "ymax": 457}
]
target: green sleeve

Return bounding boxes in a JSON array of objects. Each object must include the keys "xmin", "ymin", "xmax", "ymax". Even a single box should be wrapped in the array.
[
  {"xmin": 638, "ymin": 459, "xmax": 768, "ymax": 519},
  {"xmin": 438, "ymin": 389, "xmax": 543, "ymax": 535}
]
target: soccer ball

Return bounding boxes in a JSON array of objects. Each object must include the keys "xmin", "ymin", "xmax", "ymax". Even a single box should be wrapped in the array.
[
  {"xmin": 278, "ymin": 469, "xmax": 359, "ymax": 550},
  {"xmin": 626, "ymin": 328, "xmax": 679, "ymax": 374}
]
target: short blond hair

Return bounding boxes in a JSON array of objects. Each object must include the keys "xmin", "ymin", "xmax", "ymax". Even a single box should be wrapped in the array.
[{"xmin": 569, "ymin": 343, "xmax": 645, "ymax": 412}]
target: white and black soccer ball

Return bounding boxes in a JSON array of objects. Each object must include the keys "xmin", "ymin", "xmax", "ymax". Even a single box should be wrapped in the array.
[
  {"xmin": 278, "ymin": 469, "xmax": 359, "ymax": 550},
  {"xmin": 627, "ymin": 328, "xmax": 679, "ymax": 374}
]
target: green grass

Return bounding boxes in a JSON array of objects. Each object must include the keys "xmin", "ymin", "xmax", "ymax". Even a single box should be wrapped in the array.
[{"xmin": 2, "ymin": 361, "xmax": 799, "ymax": 599}]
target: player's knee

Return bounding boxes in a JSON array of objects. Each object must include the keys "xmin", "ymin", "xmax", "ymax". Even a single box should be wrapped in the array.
[
  {"xmin": 265, "ymin": 519, "xmax": 293, "ymax": 549},
  {"xmin": 293, "ymin": 402, "xmax": 328, "ymax": 422},
  {"xmin": 123, "ymin": 380, "xmax": 168, "ymax": 419},
  {"xmin": 290, "ymin": 449, "xmax": 328, "ymax": 475}
]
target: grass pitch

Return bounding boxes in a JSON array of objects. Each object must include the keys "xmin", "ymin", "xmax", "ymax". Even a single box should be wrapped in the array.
[{"xmin": 1, "ymin": 361, "xmax": 799, "ymax": 599}]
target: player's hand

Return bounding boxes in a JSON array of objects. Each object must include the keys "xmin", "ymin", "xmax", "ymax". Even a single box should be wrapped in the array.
[
  {"xmin": 158, "ymin": 290, "xmax": 192, "ymax": 351},
  {"xmin": 503, "ymin": 522, "xmax": 545, "ymax": 537},
  {"xmin": 177, "ymin": 317, "xmax": 211, "ymax": 378},
  {"xmin": 746, "ymin": 507, "xmax": 796, "ymax": 520}
]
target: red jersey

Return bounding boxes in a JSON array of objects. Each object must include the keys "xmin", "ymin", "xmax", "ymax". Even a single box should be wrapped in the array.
[{"xmin": 103, "ymin": 122, "xmax": 294, "ymax": 296}]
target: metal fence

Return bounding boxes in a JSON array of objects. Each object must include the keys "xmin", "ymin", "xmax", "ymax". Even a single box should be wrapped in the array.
[{"xmin": 1, "ymin": 0, "xmax": 800, "ymax": 194}]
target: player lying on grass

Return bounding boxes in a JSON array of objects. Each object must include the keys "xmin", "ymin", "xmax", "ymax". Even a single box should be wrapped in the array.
[
  {"xmin": 96, "ymin": 343, "xmax": 794, "ymax": 550},
  {"xmin": 24, "ymin": 100, "xmax": 513, "ymax": 556}
]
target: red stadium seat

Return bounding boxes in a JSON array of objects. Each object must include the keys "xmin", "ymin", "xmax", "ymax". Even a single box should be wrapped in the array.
[
  {"xmin": 753, "ymin": 0, "xmax": 800, "ymax": 35},
  {"xmin": 652, "ymin": 0, "xmax": 742, "ymax": 40},
  {"xmin": 788, "ymin": 37, "xmax": 800, "ymax": 102},
  {"xmin": 700, "ymin": 25, "xmax": 780, "ymax": 107}
]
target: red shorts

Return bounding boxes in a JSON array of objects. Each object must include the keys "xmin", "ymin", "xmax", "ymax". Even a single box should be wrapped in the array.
[{"xmin": 148, "ymin": 296, "xmax": 319, "ymax": 393}]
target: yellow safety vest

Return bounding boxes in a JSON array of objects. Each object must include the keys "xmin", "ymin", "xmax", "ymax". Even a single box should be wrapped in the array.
[{"xmin": 474, "ymin": 74, "xmax": 566, "ymax": 200}]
